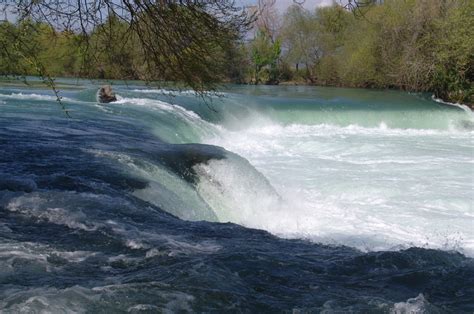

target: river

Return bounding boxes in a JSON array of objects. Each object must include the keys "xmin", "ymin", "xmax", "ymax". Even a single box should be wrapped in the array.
[{"xmin": 0, "ymin": 81, "xmax": 472, "ymax": 312}]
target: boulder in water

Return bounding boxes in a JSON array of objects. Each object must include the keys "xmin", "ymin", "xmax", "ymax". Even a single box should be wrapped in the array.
[{"xmin": 98, "ymin": 85, "xmax": 117, "ymax": 103}]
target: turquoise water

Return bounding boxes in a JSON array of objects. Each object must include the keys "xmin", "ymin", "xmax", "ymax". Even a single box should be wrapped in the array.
[
  {"xmin": 126, "ymin": 84, "xmax": 474, "ymax": 255},
  {"xmin": 0, "ymin": 81, "xmax": 473, "ymax": 312}
]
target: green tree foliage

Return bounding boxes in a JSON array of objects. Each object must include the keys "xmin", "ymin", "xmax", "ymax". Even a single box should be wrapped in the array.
[
  {"xmin": 431, "ymin": 0, "xmax": 474, "ymax": 103},
  {"xmin": 242, "ymin": 0, "xmax": 472, "ymax": 104},
  {"xmin": 250, "ymin": 30, "xmax": 281, "ymax": 84},
  {"xmin": 1, "ymin": 19, "xmax": 90, "ymax": 78},
  {"xmin": 334, "ymin": 0, "xmax": 472, "ymax": 104},
  {"xmin": 225, "ymin": 42, "xmax": 252, "ymax": 84},
  {"xmin": 280, "ymin": 5, "xmax": 319, "ymax": 82},
  {"xmin": 0, "ymin": 1, "xmax": 252, "ymax": 93},
  {"xmin": 0, "ymin": 21, "xmax": 23, "ymax": 75},
  {"xmin": 86, "ymin": 14, "xmax": 140, "ymax": 80}
]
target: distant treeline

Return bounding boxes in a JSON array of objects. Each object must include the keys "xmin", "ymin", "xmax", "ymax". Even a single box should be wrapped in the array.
[
  {"xmin": 0, "ymin": 0, "xmax": 472, "ymax": 104},
  {"xmin": 237, "ymin": 0, "xmax": 473, "ymax": 105}
]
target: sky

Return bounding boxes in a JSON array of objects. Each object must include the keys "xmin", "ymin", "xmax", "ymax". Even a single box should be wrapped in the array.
[
  {"xmin": 239, "ymin": 0, "xmax": 334, "ymax": 12},
  {"xmin": 0, "ymin": 0, "xmax": 337, "ymax": 23},
  {"xmin": 273, "ymin": 0, "xmax": 333, "ymax": 12}
]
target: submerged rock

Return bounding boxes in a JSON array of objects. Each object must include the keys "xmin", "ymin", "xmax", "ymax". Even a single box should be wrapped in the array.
[{"xmin": 98, "ymin": 85, "xmax": 117, "ymax": 103}]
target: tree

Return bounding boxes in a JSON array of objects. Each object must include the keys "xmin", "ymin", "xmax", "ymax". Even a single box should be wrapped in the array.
[
  {"xmin": 1, "ymin": 1, "xmax": 253, "ymax": 92},
  {"xmin": 432, "ymin": 0, "xmax": 474, "ymax": 104},
  {"xmin": 251, "ymin": 30, "xmax": 281, "ymax": 84},
  {"xmin": 280, "ymin": 4, "xmax": 319, "ymax": 82},
  {"xmin": 311, "ymin": 5, "xmax": 351, "ymax": 85},
  {"xmin": 256, "ymin": 0, "xmax": 280, "ymax": 42}
]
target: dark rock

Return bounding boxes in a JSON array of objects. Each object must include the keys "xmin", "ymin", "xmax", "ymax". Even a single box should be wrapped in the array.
[{"xmin": 98, "ymin": 85, "xmax": 117, "ymax": 103}]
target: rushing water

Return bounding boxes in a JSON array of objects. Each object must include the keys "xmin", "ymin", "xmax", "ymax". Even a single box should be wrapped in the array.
[{"xmin": 0, "ymin": 81, "xmax": 473, "ymax": 312}]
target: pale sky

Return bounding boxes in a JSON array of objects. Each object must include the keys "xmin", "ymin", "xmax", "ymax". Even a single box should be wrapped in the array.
[
  {"xmin": 274, "ymin": 0, "xmax": 333, "ymax": 11},
  {"xmin": 239, "ymin": 0, "xmax": 334, "ymax": 12},
  {"xmin": 1, "ymin": 0, "xmax": 338, "ymax": 23}
]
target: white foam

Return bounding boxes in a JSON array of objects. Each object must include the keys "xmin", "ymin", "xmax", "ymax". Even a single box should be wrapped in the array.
[
  {"xmin": 6, "ymin": 195, "xmax": 98, "ymax": 232},
  {"xmin": 116, "ymin": 95, "xmax": 200, "ymax": 120},
  {"xmin": 131, "ymin": 88, "xmax": 225, "ymax": 97},
  {"xmin": 0, "ymin": 242, "xmax": 49, "ymax": 270},
  {"xmin": 0, "ymin": 286, "xmax": 96, "ymax": 313},
  {"xmin": 115, "ymin": 96, "xmax": 190, "ymax": 113},
  {"xmin": 391, "ymin": 294, "xmax": 432, "ymax": 314},
  {"xmin": 0, "ymin": 240, "xmax": 97, "ymax": 277},
  {"xmin": 0, "ymin": 92, "xmax": 72, "ymax": 102},
  {"xmin": 432, "ymin": 94, "xmax": 473, "ymax": 114},
  {"xmin": 92, "ymin": 282, "xmax": 195, "ymax": 312},
  {"xmin": 200, "ymin": 119, "xmax": 474, "ymax": 256},
  {"xmin": 125, "ymin": 240, "xmax": 149, "ymax": 250},
  {"xmin": 128, "ymin": 304, "xmax": 160, "ymax": 312}
]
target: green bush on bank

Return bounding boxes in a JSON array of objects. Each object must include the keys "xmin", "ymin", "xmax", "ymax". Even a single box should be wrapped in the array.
[{"xmin": 248, "ymin": 0, "xmax": 473, "ymax": 104}]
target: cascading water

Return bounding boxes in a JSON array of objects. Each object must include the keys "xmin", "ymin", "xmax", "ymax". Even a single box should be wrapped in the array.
[
  {"xmin": 0, "ymin": 81, "xmax": 472, "ymax": 312},
  {"xmin": 123, "ymin": 85, "xmax": 473, "ymax": 255}
]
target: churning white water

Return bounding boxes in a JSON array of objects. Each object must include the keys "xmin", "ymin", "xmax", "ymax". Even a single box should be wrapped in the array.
[
  {"xmin": 71, "ymin": 86, "xmax": 474, "ymax": 256},
  {"xmin": 2, "ymin": 84, "xmax": 473, "ymax": 312},
  {"xmin": 202, "ymin": 116, "xmax": 473, "ymax": 256}
]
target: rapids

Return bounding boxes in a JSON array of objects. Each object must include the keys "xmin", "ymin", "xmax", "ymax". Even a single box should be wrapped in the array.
[{"xmin": 0, "ymin": 81, "xmax": 472, "ymax": 312}]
